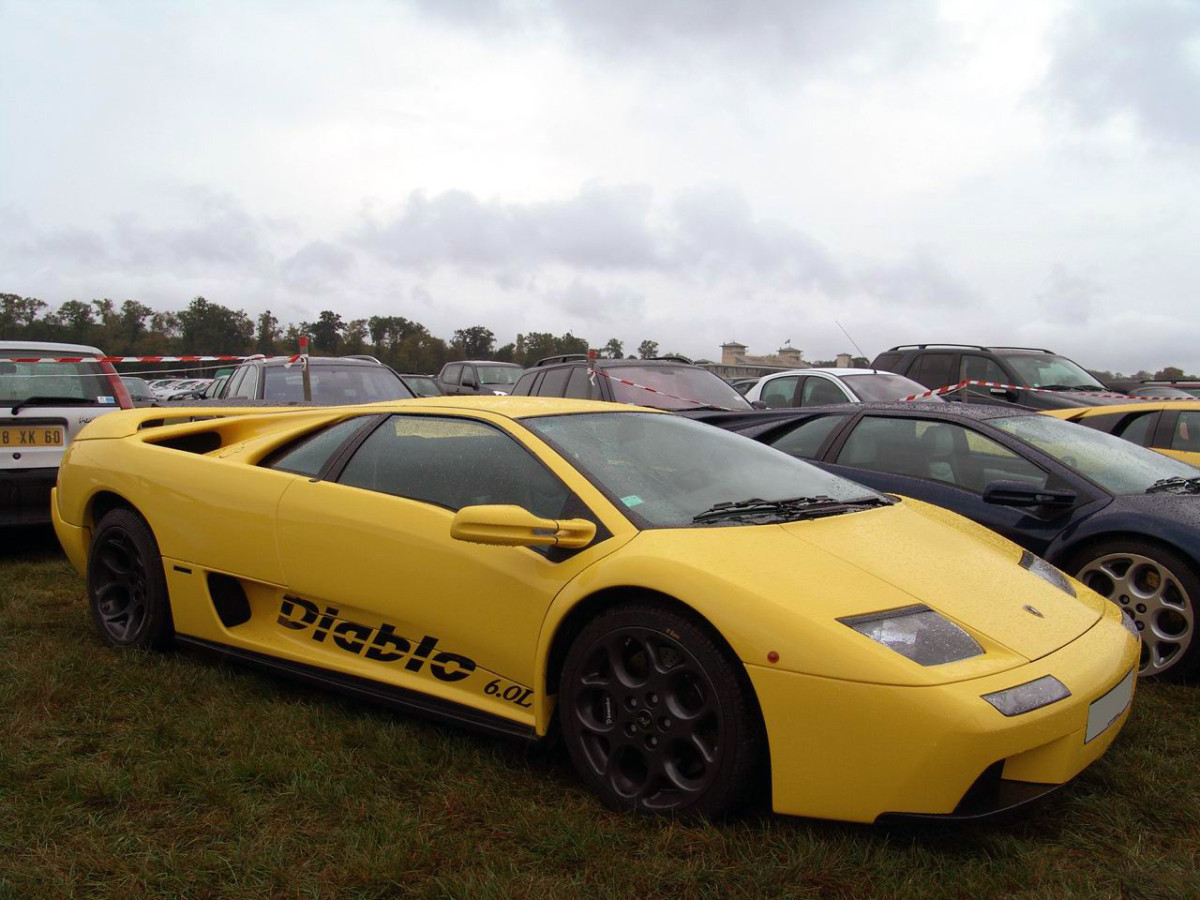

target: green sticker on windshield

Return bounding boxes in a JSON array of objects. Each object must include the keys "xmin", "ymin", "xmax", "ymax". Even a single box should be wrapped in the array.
[{"xmin": 621, "ymin": 495, "xmax": 644, "ymax": 508}]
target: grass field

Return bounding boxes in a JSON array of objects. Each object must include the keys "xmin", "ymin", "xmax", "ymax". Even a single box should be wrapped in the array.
[{"xmin": 2, "ymin": 529, "xmax": 1199, "ymax": 899}]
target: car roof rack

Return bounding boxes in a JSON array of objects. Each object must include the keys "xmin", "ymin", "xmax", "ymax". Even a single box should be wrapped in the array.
[
  {"xmin": 343, "ymin": 354, "xmax": 381, "ymax": 363},
  {"xmin": 887, "ymin": 344, "xmax": 1053, "ymax": 353},
  {"xmin": 533, "ymin": 354, "xmax": 589, "ymax": 367}
]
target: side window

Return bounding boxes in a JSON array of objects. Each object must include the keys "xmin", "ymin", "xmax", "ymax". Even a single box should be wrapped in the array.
[
  {"xmin": 442, "ymin": 364, "xmax": 462, "ymax": 385},
  {"xmin": 238, "ymin": 365, "xmax": 260, "ymax": 399},
  {"xmin": 338, "ymin": 416, "xmax": 571, "ymax": 518},
  {"xmin": 224, "ymin": 367, "xmax": 247, "ymax": 398},
  {"xmin": 460, "ymin": 365, "xmax": 478, "ymax": 388},
  {"xmin": 537, "ymin": 367, "xmax": 571, "ymax": 397},
  {"xmin": 1172, "ymin": 412, "xmax": 1200, "ymax": 452},
  {"xmin": 768, "ymin": 415, "xmax": 847, "ymax": 459},
  {"xmin": 1113, "ymin": 412, "xmax": 1158, "ymax": 447},
  {"xmin": 872, "ymin": 352, "xmax": 903, "ymax": 372},
  {"xmin": 909, "ymin": 353, "xmax": 956, "ymax": 389},
  {"xmin": 837, "ymin": 416, "xmax": 1047, "ymax": 491},
  {"xmin": 511, "ymin": 372, "xmax": 537, "ymax": 396},
  {"xmin": 801, "ymin": 376, "xmax": 847, "ymax": 406},
  {"xmin": 760, "ymin": 376, "xmax": 799, "ymax": 408},
  {"xmin": 564, "ymin": 366, "xmax": 592, "ymax": 399},
  {"xmin": 960, "ymin": 355, "xmax": 1007, "ymax": 385},
  {"xmin": 265, "ymin": 417, "xmax": 371, "ymax": 476}
]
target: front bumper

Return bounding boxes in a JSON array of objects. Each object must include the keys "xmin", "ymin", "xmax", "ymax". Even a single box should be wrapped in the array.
[
  {"xmin": 750, "ymin": 607, "xmax": 1139, "ymax": 823},
  {"xmin": 50, "ymin": 488, "xmax": 90, "ymax": 576},
  {"xmin": 0, "ymin": 467, "xmax": 57, "ymax": 526}
]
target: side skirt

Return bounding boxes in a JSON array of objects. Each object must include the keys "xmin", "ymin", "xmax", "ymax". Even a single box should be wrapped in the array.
[{"xmin": 175, "ymin": 635, "xmax": 539, "ymax": 743}]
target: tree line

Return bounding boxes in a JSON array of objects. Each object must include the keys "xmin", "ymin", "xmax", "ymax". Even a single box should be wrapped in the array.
[{"xmin": 0, "ymin": 293, "xmax": 669, "ymax": 374}]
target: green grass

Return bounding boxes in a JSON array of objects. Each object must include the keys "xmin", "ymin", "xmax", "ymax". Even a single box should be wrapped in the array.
[{"xmin": 2, "ymin": 530, "xmax": 1199, "ymax": 899}]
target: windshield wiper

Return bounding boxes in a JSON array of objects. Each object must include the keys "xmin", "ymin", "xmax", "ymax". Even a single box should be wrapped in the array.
[
  {"xmin": 692, "ymin": 494, "xmax": 891, "ymax": 524},
  {"xmin": 8, "ymin": 396, "xmax": 96, "ymax": 415},
  {"xmin": 1145, "ymin": 476, "xmax": 1200, "ymax": 495}
]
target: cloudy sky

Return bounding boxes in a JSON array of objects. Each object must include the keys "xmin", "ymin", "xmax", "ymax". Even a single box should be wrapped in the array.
[{"xmin": 2, "ymin": 0, "xmax": 1199, "ymax": 371}]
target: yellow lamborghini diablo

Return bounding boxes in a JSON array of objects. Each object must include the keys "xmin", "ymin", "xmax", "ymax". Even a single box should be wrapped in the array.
[
  {"xmin": 52, "ymin": 398, "xmax": 1139, "ymax": 823},
  {"xmin": 1044, "ymin": 401, "xmax": 1200, "ymax": 468}
]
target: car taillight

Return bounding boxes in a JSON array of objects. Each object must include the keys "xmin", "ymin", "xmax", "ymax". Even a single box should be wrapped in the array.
[{"xmin": 102, "ymin": 363, "xmax": 134, "ymax": 409}]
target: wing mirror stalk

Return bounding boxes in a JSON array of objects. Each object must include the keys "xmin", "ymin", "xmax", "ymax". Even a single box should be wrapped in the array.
[
  {"xmin": 982, "ymin": 481, "xmax": 1076, "ymax": 509},
  {"xmin": 450, "ymin": 505, "xmax": 596, "ymax": 549}
]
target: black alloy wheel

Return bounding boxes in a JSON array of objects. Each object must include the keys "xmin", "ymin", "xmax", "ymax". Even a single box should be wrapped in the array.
[
  {"xmin": 87, "ymin": 508, "xmax": 174, "ymax": 650},
  {"xmin": 560, "ymin": 603, "xmax": 762, "ymax": 816}
]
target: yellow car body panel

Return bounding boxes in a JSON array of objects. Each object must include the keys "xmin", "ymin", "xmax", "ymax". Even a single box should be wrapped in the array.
[
  {"xmin": 1044, "ymin": 402, "xmax": 1200, "ymax": 468},
  {"xmin": 53, "ymin": 400, "xmax": 1140, "ymax": 823}
]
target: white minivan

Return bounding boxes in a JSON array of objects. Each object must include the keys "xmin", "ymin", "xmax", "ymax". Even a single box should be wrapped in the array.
[{"xmin": 1, "ymin": 341, "xmax": 132, "ymax": 525}]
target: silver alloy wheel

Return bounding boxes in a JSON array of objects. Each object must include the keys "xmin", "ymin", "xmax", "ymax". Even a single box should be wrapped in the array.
[{"xmin": 1077, "ymin": 551, "xmax": 1194, "ymax": 676}]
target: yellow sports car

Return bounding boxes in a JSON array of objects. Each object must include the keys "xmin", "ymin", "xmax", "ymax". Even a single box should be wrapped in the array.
[
  {"xmin": 52, "ymin": 398, "xmax": 1139, "ymax": 823},
  {"xmin": 1045, "ymin": 401, "xmax": 1200, "ymax": 468}
]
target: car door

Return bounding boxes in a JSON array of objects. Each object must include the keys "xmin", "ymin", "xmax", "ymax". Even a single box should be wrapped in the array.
[
  {"xmin": 821, "ymin": 414, "xmax": 1078, "ymax": 555},
  {"xmin": 440, "ymin": 364, "xmax": 463, "ymax": 395},
  {"xmin": 272, "ymin": 411, "xmax": 632, "ymax": 725},
  {"xmin": 799, "ymin": 375, "xmax": 851, "ymax": 406},
  {"xmin": 758, "ymin": 376, "xmax": 801, "ymax": 408}
]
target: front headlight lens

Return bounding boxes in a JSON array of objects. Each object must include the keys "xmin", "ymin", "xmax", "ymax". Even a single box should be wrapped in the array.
[
  {"xmin": 839, "ymin": 604, "xmax": 984, "ymax": 666},
  {"xmin": 1020, "ymin": 550, "xmax": 1076, "ymax": 597},
  {"xmin": 982, "ymin": 675, "xmax": 1071, "ymax": 716}
]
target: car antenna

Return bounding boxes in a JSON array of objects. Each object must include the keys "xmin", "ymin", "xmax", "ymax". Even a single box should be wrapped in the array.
[{"xmin": 835, "ymin": 320, "xmax": 874, "ymax": 372}]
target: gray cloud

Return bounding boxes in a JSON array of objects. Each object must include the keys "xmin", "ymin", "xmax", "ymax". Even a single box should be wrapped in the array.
[
  {"xmin": 280, "ymin": 241, "xmax": 355, "ymax": 292},
  {"xmin": 111, "ymin": 190, "xmax": 270, "ymax": 272},
  {"xmin": 1036, "ymin": 264, "xmax": 1103, "ymax": 325},
  {"xmin": 544, "ymin": 280, "xmax": 646, "ymax": 323},
  {"xmin": 856, "ymin": 250, "xmax": 978, "ymax": 310},
  {"xmin": 1041, "ymin": 0, "xmax": 1200, "ymax": 146}
]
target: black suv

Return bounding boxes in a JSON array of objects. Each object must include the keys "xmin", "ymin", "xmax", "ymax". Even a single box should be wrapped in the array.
[
  {"xmin": 436, "ymin": 360, "xmax": 524, "ymax": 396},
  {"xmin": 870, "ymin": 344, "xmax": 1130, "ymax": 410},
  {"xmin": 510, "ymin": 355, "xmax": 752, "ymax": 411},
  {"xmin": 175, "ymin": 355, "xmax": 414, "ymax": 405}
]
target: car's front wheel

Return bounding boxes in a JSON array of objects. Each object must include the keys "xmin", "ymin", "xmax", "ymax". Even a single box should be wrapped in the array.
[
  {"xmin": 559, "ymin": 602, "xmax": 763, "ymax": 816},
  {"xmin": 87, "ymin": 508, "xmax": 174, "ymax": 650},
  {"xmin": 1071, "ymin": 538, "xmax": 1198, "ymax": 679}
]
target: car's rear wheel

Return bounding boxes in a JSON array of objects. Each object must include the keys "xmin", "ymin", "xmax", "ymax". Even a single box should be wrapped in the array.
[
  {"xmin": 559, "ymin": 603, "xmax": 762, "ymax": 816},
  {"xmin": 1070, "ymin": 538, "xmax": 1198, "ymax": 679},
  {"xmin": 87, "ymin": 509, "xmax": 174, "ymax": 650}
]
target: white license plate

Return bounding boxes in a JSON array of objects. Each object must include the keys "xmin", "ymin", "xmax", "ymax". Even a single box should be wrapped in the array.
[{"xmin": 1085, "ymin": 667, "xmax": 1135, "ymax": 743}]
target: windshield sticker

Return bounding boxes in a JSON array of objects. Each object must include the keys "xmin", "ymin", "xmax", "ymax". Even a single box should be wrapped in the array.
[
  {"xmin": 98, "ymin": 396, "xmax": 115, "ymax": 404},
  {"xmin": 621, "ymin": 494, "xmax": 644, "ymax": 507}
]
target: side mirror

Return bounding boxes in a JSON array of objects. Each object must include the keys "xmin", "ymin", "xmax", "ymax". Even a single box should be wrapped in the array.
[
  {"xmin": 450, "ymin": 504, "xmax": 596, "ymax": 549},
  {"xmin": 750, "ymin": 400, "xmax": 768, "ymax": 410},
  {"xmin": 982, "ymin": 480, "xmax": 1076, "ymax": 509}
]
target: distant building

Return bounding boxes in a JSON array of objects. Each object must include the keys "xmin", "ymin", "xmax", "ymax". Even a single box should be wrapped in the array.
[
  {"xmin": 697, "ymin": 342, "xmax": 809, "ymax": 380},
  {"xmin": 835, "ymin": 353, "xmax": 853, "ymax": 368}
]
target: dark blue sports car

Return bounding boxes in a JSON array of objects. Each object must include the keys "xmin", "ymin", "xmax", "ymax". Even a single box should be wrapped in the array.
[{"xmin": 695, "ymin": 402, "xmax": 1200, "ymax": 679}]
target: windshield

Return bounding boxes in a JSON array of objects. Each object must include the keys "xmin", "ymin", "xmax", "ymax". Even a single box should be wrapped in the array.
[
  {"xmin": 0, "ymin": 349, "xmax": 112, "ymax": 404},
  {"xmin": 995, "ymin": 353, "xmax": 1104, "ymax": 389},
  {"xmin": 121, "ymin": 377, "xmax": 154, "ymax": 399},
  {"xmin": 605, "ymin": 365, "xmax": 751, "ymax": 410},
  {"xmin": 475, "ymin": 365, "xmax": 522, "ymax": 385},
  {"xmin": 264, "ymin": 365, "xmax": 415, "ymax": 403},
  {"xmin": 842, "ymin": 373, "xmax": 943, "ymax": 402},
  {"xmin": 991, "ymin": 415, "xmax": 1200, "ymax": 495},
  {"xmin": 524, "ymin": 412, "xmax": 881, "ymax": 526}
]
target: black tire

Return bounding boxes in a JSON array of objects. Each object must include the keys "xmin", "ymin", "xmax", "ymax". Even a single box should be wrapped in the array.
[
  {"xmin": 1066, "ymin": 537, "xmax": 1199, "ymax": 680},
  {"xmin": 87, "ymin": 509, "xmax": 174, "ymax": 650},
  {"xmin": 559, "ymin": 602, "xmax": 763, "ymax": 816}
]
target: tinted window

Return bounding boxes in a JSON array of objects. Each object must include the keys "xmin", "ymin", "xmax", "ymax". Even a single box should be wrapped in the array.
[
  {"xmin": 537, "ymin": 367, "xmax": 571, "ymax": 397},
  {"xmin": 841, "ymin": 373, "xmax": 939, "ymax": 402},
  {"xmin": 262, "ymin": 365, "xmax": 414, "ymax": 403},
  {"xmin": 442, "ymin": 364, "xmax": 462, "ymax": 385},
  {"xmin": 605, "ymin": 365, "xmax": 751, "ymax": 410},
  {"xmin": 338, "ymin": 416, "xmax": 570, "ymax": 518},
  {"xmin": 564, "ymin": 366, "xmax": 592, "ymax": 399},
  {"xmin": 960, "ymin": 355, "xmax": 1008, "ymax": 384},
  {"xmin": 1172, "ymin": 412, "xmax": 1200, "ymax": 453},
  {"xmin": 121, "ymin": 377, "xmax": 154, "ymax": 400},
  {"xmin": 239, "ymin": 366, "xmax": 260, "ymax": 399},
  {"xmin": 871, "ymin": 352, "xmax": 903, "ymax": 372},
  {"xmin": 511, "ymin": 372, "xmax": 537, "ymax": 396},
  {"xmin": 1113, "ymin": 412, "xmax": 1157, "ymax": 446},
  {"xmin": 224, "ymin": 367, "xmax": 247, "ymax": 398},
  {"xmin": 759, "ymin": 376, "xmax": 799, "ymax": 408},
  {"xmin": 402, "ymin": 375, "xmax": 441, "ymax": 398},
  {"xmin": 909, "ymin": 353, "xmax": 956, "ymax": 389},
  {"xmin": 476, "ymin": 365, "xmax": 522, "ymax": 386},
  {"xmin": 267, "ymin": 417, "xmax": 371, "ymax": 476},
  {"xmin": 801, "ymin": 376, "xmax": 847, "ymax": 405},
  {"xmin": 837, "ymin": 416, "xmax": 1047, "ymax": 492},
  {"xmin": 768, "ymin": 415, "xmax": 847, "ymax": 459}
]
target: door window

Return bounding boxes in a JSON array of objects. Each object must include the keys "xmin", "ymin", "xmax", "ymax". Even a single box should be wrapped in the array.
[
  {"xmin": 836, "ymin": 416, "xmax": 1047, "ymax": 492},
  {"xmin": 801, "ymin": 376, "xmax": 847, "ymax": 406},
  {"xmin": 537, "ymin": 367, "xmax": 571, "ymax": 397},
  {"xmin": 960, "ymin": 355, "xmax": 1008, "ymax": 385},
  {"xmin": 759, "ymin": 376, "xmax": 799, "ymax": 408},
  {"xmin": 768, "ymin": 415, "xmax": 848, "ymax": 459},
  {"xmin": 564, "ymin": 366, "xmax": 592, "ymax": 399},
  {"xmin": 1113, "ymin": 412, "xmax": 1158, "ymax": 446},
  {"xmin": 1171, "ymin": 412, "xmax": 1200, "ymax": 453},
  {"xmin": 909, "ymin": 353, "xmax": 956, "ymax": 389},
  {"xmin": 338, "ymin": 416, "xmax": 571, "ymax": 518},
  {"xmin": 511, "ymin": 372, "xmax": 537, "ymax": 396},
  {"xmin": 265, "ymin": 417, "xmax": 373, "ymax": 476},
  {"xmin": 442, "ymin": 364, "xmax": 462, "ymax": 385}
]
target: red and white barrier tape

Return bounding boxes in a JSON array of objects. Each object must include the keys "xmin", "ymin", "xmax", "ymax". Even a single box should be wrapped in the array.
[
  {"xmin": 0, "ymin": 354, "xmax": 307, "ymax": 364},
  {"xmin": 591, "ymin": 368, "xmax": 734, "ymax": 410},
  {"xmin": 896, "ymin": 379, "xmax": 1194, "ymax": 402}
]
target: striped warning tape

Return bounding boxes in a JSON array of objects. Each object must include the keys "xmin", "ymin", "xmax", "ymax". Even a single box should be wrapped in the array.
[{"xmin": 895, "ymin": 379, "xmax": 1192, "ymax": 403}]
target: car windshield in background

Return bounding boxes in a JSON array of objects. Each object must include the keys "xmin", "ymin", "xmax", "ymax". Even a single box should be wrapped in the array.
[
  {"xmin": 0, "ymin": 351, "xmax": 111, "ymax": 404},
  {"xmin": 842, "ymin": 373, "xmax": 942, "ymax": 402},
  {"xmin": 605, "ymin": 366, "xmax": 751, "ymax": 410},
  {"xmin": 995, "ymin": 353, "xmax": 1105, "ymax": 390},
  {"xmin": 263, "ymin": 365, "xmax": 415, "ymax": 403},
  {"xmin": 403, "ymin": 376, "xmax": 441, "ymax": 397},
  {"xmin": 524, "ymin": 412, "xmax": 879, "ymax": 527},
  {"xmin": 1133, "ymin": 387, "xmax": 1196, "ymax": 399},
  {"xmin": 475, "ymin": 366, "xmax": 521, "ymax": 385},
  {"xmin": 120, "ymin": 377, "xmax": 155, "ymax": 400},
  {"xmin": 991, "ymin": 415, "xmax": 1200, "ymax": 495}
]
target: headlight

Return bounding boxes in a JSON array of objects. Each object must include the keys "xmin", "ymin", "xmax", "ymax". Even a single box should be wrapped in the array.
[
  {"xmin": 1020, "ymin": 550, "xmax": 1075, "ymax": 597},
  {"xmin": 839, "ymin": 604, "xmax": 984, "ymax": 666},
  {"xmin": 982, "ymin": 675, "xmax": 1071, "ymax": 716}
]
